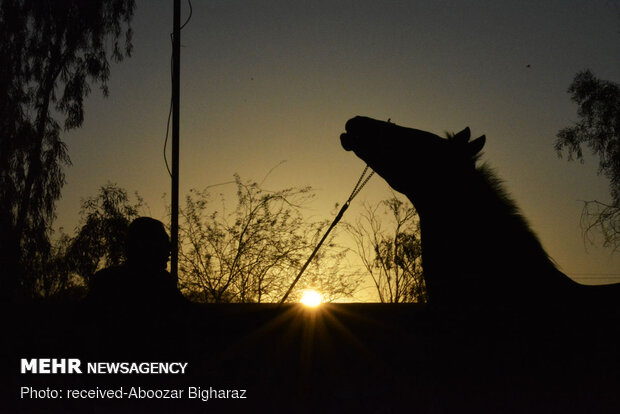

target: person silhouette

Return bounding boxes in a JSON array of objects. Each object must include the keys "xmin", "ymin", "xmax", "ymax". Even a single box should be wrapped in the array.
[{"xmin": 88, "ymin": 217, "xmax": 185, "ymax": 312}]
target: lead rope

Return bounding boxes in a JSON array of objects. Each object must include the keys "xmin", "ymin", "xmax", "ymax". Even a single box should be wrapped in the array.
[{"xmin": 278, "ymin": 165, "xmax": 375, "ymax": 304}]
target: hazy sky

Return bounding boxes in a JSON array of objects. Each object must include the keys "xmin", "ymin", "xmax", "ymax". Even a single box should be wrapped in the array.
[{"xmin": 56, "ymin": 0, "xmax": 620, "ymax": 300}]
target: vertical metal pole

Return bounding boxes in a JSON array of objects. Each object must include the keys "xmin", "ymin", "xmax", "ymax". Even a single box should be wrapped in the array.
[{"xmin": 171, "ymin": 0, "xmax": 180, "ymax": 285}]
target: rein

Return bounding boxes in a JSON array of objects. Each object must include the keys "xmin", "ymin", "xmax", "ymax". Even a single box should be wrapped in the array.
[{"xmin": 278, "ymin": 165, "xmax": 374, "ymax": 304}]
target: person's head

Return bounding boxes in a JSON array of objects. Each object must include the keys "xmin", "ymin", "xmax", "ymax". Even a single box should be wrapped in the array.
[{"xmin": 125, "ymin": 217, "xmax": 171, "ymax": 270}]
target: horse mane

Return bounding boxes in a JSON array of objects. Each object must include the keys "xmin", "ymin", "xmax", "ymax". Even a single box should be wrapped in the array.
[
  {"xmin": 444, "ymin": 131, "xmax": 540, "ymax": 238},
  {"xmin": 472, "ymin": 161, "xmax": 558, "ymax": 268},
  {"xmin": 441, "ymin": 131, "xmax": 553, "ymax": 268}
]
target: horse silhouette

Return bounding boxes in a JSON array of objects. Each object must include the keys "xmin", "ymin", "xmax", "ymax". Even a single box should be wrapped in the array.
[{"xmin": 341, "ymin": 116, "xmax": 620, "ymax": 312}]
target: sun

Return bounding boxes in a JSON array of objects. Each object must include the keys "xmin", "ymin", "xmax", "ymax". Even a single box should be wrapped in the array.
[{"xmin": 300, "ymin": 289, "xmax": 322, "ymax": 307}]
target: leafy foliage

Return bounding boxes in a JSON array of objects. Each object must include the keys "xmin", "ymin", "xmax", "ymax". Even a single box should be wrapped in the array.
[
  {"xmin": 178, "ymin": 175, "xmax": 362, "ymax": 303},
  {"xmin": 0, "ymin": 0, "xmax": 135, "ymax": 298},
  {"xmin": 348, "ymin": 196, "xmax": 427, "ymax": 303},
  {"xmin": 31, "ymin": 183, "xmax": 143, "ymax": 298},
  {"xmin": 556, "ymin": 70, "xmax": 620, "ymax": 250},
  {"xmin": 580, "ymin": 200, "xmax": 620, "ymax": 252},
  {"xmin": 32, "ymin": 231, "xmax": 77, "ymax": 299},
  {"xmin": 67, "ymin": 183, "xmax": 143, "ymax": 285}
]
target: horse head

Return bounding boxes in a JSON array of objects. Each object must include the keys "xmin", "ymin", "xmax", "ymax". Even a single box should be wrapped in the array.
[{"xmin": 341, "ymin": 116, "xmax": 486, "ymax": 209}]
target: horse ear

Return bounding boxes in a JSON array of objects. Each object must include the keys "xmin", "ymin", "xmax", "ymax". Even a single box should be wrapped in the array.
[
  {"xmin": 468, "ymin": 135, "xmax": 486, "ymax": 156},
  {"xmin": 453, "ymin": 127, "xmax": 471, "ymax": 144}
]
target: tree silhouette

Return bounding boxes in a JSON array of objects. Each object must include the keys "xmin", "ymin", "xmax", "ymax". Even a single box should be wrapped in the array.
[
  {"xmin": 30, "ymin": 183, "xmax": 143, "ymax": 299},
  {"xmin": 348, "ymin": 196, "xmax": 427, "ymax": 303},
  {"xmin": 27, "ymin": 230, "xmax": 73, "ymax": 299},
  {"xmin": 178, "ymin": 175, "xmax": 362, "ymax": 303},
  {"xmin": 67, "ymin": 183, "xmax": 144, "ymax": 286},
  {"xmin": 0, "ymin": 0, "xmax": 135, "ymax": 298},
  {"xmin": 556, "ymin": 70, "xmax": 620, "ymax": 251}
]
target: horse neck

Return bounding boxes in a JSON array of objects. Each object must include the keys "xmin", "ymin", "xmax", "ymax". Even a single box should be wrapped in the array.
[{"xmin": 408, "ymin": 165, "xmax": 562, "ymax": 285}]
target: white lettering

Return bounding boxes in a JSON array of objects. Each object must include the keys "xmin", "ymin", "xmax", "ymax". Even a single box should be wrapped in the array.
[
  {"xmin": 68, "ymin": 358, "xmax": 82, "ymax": 373},
  {"xmin": 39, "ymin": 359, "xmax": 50, "ymax": 373},
  {"xmin": 20, "ymin": 358, "xmax": 82, "ymax": 374},
  {"xmin": 20, "ymin": 387, "xmax": 61, "ymax": 399},
  {"xmin": 21, "ymin": 359, "xmax": 37, "ymax": 374}
]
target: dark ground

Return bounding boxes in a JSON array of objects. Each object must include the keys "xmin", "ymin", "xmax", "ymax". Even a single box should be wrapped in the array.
[{"xmin": 4, "ymin": 301, "xmax": 620, "ymax": 413}]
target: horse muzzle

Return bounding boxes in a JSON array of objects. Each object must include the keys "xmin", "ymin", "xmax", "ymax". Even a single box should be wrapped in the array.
[{"xmin": 340, "ymin": 132, "xmax": 355, "ymax": 151}]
